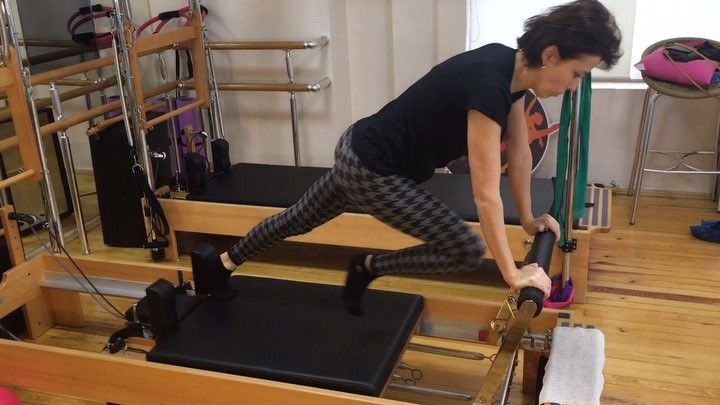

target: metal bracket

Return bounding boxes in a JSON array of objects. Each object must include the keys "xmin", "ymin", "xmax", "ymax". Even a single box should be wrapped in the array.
[{"xmin": 560, "ymin": 238, "xmax": 577, "ymax": 253}]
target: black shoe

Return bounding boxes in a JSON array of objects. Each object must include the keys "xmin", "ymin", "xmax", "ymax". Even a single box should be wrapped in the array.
[
  {"xmin": 342, "ymin": 254, "xmax": 377, "ymax": 316},
  {"xmin": 191, "ymin": 243, "xmax": 232, "ymax": 296}
]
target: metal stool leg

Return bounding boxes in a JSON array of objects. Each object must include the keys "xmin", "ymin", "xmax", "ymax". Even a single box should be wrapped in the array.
[
  {"xmin": 713, "ymin": 109, "xmax": 720, "ymax": 211},
  {"xmin": 630, "ymin": 91, "xmax": 661, "ymax": 225},
  {"xmin": 628, "ymin": 89, "xmax": 653, "ymax": 196}
]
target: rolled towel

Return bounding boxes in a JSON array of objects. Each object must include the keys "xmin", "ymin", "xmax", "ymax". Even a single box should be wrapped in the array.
[{"xmin": 538, "ymin": 326, "xmax": 605, "ymax": 405}]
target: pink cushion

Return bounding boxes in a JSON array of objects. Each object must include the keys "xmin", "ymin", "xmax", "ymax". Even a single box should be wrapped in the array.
[
  {"xmin": 638, "ymin": 46, "xmax": 718, "ymax": 87},
  {"xmin": 0, "ymin": 388, "xmax": 19, "ymax": 405}
]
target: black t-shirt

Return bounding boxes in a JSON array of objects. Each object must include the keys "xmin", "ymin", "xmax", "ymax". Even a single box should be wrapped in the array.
[{"xmin": 351, "ymin": 43, "xmax": 526, "ymax": 183}]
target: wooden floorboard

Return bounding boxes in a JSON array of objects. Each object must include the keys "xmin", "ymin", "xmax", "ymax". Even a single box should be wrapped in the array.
[{"xmin": 3, "ymin": 178, "xmax": 720, "ymax": 404}]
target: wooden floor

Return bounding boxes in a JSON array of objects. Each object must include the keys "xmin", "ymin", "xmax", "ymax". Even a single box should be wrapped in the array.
[{"xmin": 4, "ymin": 181, "xmax": 720, "ymax": 404}]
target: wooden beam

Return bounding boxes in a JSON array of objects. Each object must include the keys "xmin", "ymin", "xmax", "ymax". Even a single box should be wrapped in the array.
[
  {"xmin": 40, "ymin": 255, "xmax": 190, "ymax": 285},
  {"xmin": 0, "ymin": 205, "xmax": 25, "ymax": 266},
  {"xmin": 30, "ymin": 56, "xmax": 114, "ymax": 86},
  {"xmin": 187, "ymin": 10, "xmax": 209, "ymax": 103},
  {"xmin": 158, "ymin": 199, "xmax": 592, "ymax": 303},
  {"xmin": 0, "ymin": 340, "xmax": 400, "ymax": 404},
  {"xmin": 134, "ymin": 26, "xmax": 196, "ymax": 57},
  {"xmin": 0, "ymin": 253, "xmax": 570, "ymax": 403},
  {"xmin": 143, "ymin": 99, "xmax": 205, "ymax": 129},
  {"xmin": 3, "ymin": 48, "xmax": 43, "ymax": 183},
  {"xmin": 86, "ymin": 101, "xmax": 164, "ymax": 136},
  {"xmin": 0, "ymin": 77, "xmax": 118, "ymax": 155},
  {"xmin": 0, "ymin": 257, "xmax": 48, "ymax": 322},
  {"xmin": 39, "ymin": 100, "xmax": 121, "ymax": 137},
  {"xmin": 0, "ymin": 170, "xmax": 37, "ymax": 190},
  {"xmin": 42, "ymin": 288, "xmax": 85, "ymax": 328},
  {"xmin": 22, "ymin": 292, "xmax": 54, "ymax": 339},
  {"xmin": 159, "ymin": 199, "xmax": 538, "ymax": 262}
]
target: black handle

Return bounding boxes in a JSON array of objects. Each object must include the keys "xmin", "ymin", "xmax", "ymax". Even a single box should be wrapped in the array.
[{"xmin": 517, "ymin": 231, "xmax": 555, "ymax": 317}]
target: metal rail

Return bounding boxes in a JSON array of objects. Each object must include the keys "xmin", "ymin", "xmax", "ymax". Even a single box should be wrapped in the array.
[
  {"xmin": 205, "ymin": 35, "xmax": 330, "ymax": 166},
  {"xmin": 207, "ymin": 36, "xmax": 328, "ymax": 51}
]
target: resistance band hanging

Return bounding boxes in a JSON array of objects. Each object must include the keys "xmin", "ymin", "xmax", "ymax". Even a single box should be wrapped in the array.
[
  {"xmin": 552, "ymin": 73, "xmax": 592, "ymax": 248},
  {"xmin": 136, "ymin": 5, "xmax": 208, "ymax": 37},
  {"xmin": 132, "ymin": 160, "xmax": 170, "ymax": 245},
  {"xmin": 66, "ymin": 4, "xmax": 114, "ymax": 46}
]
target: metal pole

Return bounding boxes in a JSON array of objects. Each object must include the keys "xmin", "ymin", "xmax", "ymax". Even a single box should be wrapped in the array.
[
  {"xmin": 79, "ymin": 53, "xmax": 96, "ymax": 128},
  {"xmin": 562, "ymin": 81, "xmax": 582, "ymax": 288},
  {"xmin": 111, "ymin": 0, "xmax": 153, "ymax": 186},
  {"xmin": 497, "ymin": 349, "xmax": 517, "ymax": 405},
  {"xmin": 285, "ymin": 50, "xmax": 301, "ymax": 166},
  {"xmin": 630, "ymin": 92, "xmax": 661, "ymax": 224},
  {"xmin": 205, "ymin": 43, "xmax": 225, "ymax": 140},
  {"xmin": 48, "ymin": 82, "xmax": 89, "ymax": 254},
  {"xmin": 194, "ymin": 0, "xmax": 225, "ymax": 141},
  {"xmin": 713, "ymin": 108, "xmax": 720, "ymax": 208},
  {"xmin": 109, "ymin": 33, "xmax": 135, "ymax": 148},
  {"xmin": 628, "ymin": 90, "xmax": 652, "ymax": 196}
]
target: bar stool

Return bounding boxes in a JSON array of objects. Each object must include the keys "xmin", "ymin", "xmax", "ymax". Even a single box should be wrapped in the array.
[{"xmin": 628, "ymin": 37, "xmax": 720, "ymax": 224}]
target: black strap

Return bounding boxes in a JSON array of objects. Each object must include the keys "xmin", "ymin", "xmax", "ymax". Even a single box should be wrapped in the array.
[
  {"xmin": 131, "ymin": 161, "xmax": 169, "ymax": 246},
  {"xmin": 79, "ymin": 4, "xmax": 105, "ymax": 14},
  {"xmin": 106, "ymin": 322, "xmax": 146, "ymax": 354},
  {"xmin": 174, "ymin": 48, "xmax": 194, "ymax": 80},
  {"xmin": 158, "ymin": 10, "xmax": 182, "ymax": 20}
]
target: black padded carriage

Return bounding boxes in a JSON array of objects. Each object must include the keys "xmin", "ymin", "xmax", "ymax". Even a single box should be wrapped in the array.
[
  {"xmin": 147, "ymin": 276, "xmax": 424, "ymax": 396},
  {"xmin": 187, "ymin": 163, "xmax": 555, "ymax": 224}
]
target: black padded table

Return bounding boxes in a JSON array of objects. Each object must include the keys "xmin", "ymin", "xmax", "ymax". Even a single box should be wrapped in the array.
[
  {"xmin": 188, "ymin": 163, "xmax": 555, "ymax": 224},
  {"xmin": 147, "ymin": 276, "xmax": 424, "ymax": 396}
]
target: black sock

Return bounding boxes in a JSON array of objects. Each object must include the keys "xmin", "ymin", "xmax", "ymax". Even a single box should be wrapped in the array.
[{"xmin": 342, "ymin": 254, "xmax": 377, "ymax": 316}]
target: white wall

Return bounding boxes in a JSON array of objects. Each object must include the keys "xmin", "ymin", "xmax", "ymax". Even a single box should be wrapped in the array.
[
  {"xmin": 467, "ymin": 0, "xmax": 637, "ymax": 80},
  {"xmin": 45, "ymin": 0, "xmax": 718, "ymax": 196},
  {"xmin": 533, "ymin": 91, "xmax": 719, "ymax": 195}
]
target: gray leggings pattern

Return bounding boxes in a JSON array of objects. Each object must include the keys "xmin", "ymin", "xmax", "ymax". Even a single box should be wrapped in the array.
[{"xmin": 228, "ymin": 127, "xmax": 486, "ymax": 276}]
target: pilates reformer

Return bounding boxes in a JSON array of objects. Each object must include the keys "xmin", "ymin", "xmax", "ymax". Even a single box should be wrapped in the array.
[
  {"xmin": 0, "ymin": 201, "xmax": 591, "ymax": 404},
  {"xmin": 159, "ymin": 167, "xmax": 596, "ymax": 304},
  {"xmin": 0, "ymin": 3, "xmax": 604, "ymax": 400},
  {"xmin": 146, "ymin": 7, "xmax": 610, "ymax": 306},
  {"xmin": 6, "ymin": 0, "xmax": 606, "ymax": 309}
]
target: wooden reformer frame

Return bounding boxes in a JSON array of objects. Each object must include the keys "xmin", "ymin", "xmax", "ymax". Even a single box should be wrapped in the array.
[
  {"xmin": 159, "ymin": 200, "xmax": 593, "ymax": 303},
  {"xmin": 155, "ymin": 23, "xmax": 597, "ymax": 304},
  {"xmin": 0, "ymin": 18, "xmax": 585, "ymax": 401},
  {"xmin": 0, "ymin": 202, "xmax": 572, "ymax": 403}
]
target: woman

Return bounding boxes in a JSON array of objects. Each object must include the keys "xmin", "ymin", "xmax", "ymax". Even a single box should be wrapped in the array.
[{"xmin": 193, "ymin": 0, "xmax": 622, "ymax": 315}]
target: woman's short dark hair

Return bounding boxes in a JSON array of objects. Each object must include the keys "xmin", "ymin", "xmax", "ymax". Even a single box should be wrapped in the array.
[{"xmin": 517, "ymin": 0, "xmax": 622, "ymax": 69}]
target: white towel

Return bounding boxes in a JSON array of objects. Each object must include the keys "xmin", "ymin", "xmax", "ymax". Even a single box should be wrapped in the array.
[{"xmin": 538, "ymin": 326, "xmax": 605, "ymax": 405}]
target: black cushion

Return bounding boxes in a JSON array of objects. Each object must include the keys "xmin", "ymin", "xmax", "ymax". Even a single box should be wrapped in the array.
[
  {"xmin": 147, "ymin": 276, "xmax": 424, "ymax": 396},
  {"xmin": 188, "ymin": 163, "xmax": 554, "ymax": 224}
]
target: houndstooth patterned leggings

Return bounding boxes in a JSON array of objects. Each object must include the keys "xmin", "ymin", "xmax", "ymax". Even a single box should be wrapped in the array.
[{"xmin": 227, "ymin": 126, "xmax": 486, "ymax": 276}]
